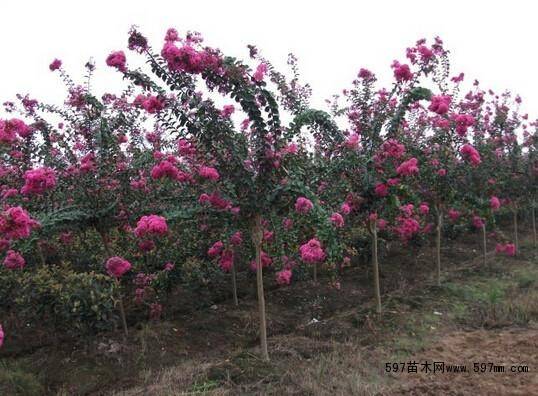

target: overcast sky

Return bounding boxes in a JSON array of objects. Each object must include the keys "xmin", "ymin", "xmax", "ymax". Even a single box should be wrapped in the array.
[{"xmin": 1, "ymin": 0, "xmax": 537, "ymax": 117}]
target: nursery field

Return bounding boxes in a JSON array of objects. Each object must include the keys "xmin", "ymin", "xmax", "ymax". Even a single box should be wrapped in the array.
[
  {"xmin": 1, "ymin": 228, "xmax": 536, "ymax": 395},
  {"xmin": 0, "ymin": 26, "xmax": 536, "ymax": 396}
]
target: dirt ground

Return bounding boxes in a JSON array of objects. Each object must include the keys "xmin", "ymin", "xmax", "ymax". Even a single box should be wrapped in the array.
[{"xmin": 393, "ymin": 327, "xmax": 538, "ymax": 396}]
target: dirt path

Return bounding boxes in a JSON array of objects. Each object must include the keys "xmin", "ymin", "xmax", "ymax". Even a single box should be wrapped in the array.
[{"xmin": 393, "ymin": 327, "xmax": 538, "ymax": 395}]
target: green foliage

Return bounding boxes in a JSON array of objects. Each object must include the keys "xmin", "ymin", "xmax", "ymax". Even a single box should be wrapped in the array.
[{"xmin": 1, "ymin": 266, "xmax": 117, "ymax": 334}]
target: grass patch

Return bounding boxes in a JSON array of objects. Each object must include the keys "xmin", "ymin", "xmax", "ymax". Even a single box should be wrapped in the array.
[{"xmin": 0, "ymin": 360, "xmax": 44, "ymax": 396}]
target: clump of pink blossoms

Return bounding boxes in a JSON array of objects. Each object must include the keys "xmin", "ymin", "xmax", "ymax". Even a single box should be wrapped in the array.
[
  {"xmin": 496, "ymin": 243, "xmax": 515, "ymax": 256},
  {"xmin": 299, "ymin": 238, "xmax": 326, "ymax": 264},
  {"xmin": 134, "ymin": 215, "xmax": 168, "ymax": 238},
  {"xmin": 428, "ymin": 95, "xmax": 451, "ymax": 115},
  {"xmin": 295, "ymin": 197, "xmax": 313, "ymax": 214},
  {"xmin": 3, "ymin": 250, "xmax": 25, "ymax": 270},
  {"xmin": 276, "ymin": 269, "xmax": 292, "ymax": 285},
  {"xmin": 490, "ymin": 196, "xmax": 501, "ymax": 211},
  {"xmin": 106, "ymin": 50, "xmax": 127, "ymax": 72},
  {"xmin": 208, "ymin": 241, "xmax": 224, "ymax": 257},
  {"xmin": 21, "ymin": 167, "xmax": 57, "ymax": 195},
  {"xmin": 105, "ymin": 256, "xmax": 132, "ymax": 278},
  {"xmin": 0, "ymin": 206, "xmax": 39, "ymax": 240},
  {"xmin": 391, "ymin": 60, "xmax": 413, "ymax": 82},
  {"xmin": 396, "ymin": 158, "xmax": 419, "ymax": 176},
  {"xmin": 472, "ymin": 215, "xmax": 485, "ymax": 229},
  {"xmin": 460, "ymin": 144, "xmax": 481, "ymax": 166},
  {"xmin": 198, "ymin": 166, "xmax": 220, "ymax": 181},
  {"xmin": 330, "ymin": 213, "xmax": 344, "ymax": 228}
]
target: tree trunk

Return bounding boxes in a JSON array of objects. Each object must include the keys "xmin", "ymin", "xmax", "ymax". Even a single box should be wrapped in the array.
[
  {"xmin": 481, "ymin": 224, "xmax": 487, "ymax": 266},
  {"xmin": 313, "ymin": 262, "xmax": 318, "ymax": 283},
  {"xmin": 370, "ymin": 220, "xmax": 381, "ymax": 314},
  {"xmin": 436, "ymin": 211, "xmax": 442, "ymax": 286},
  {"xmin": 231, "ymin": 250, "xmax": 238, "ymax": 306},
  {"xmin": 116, "ymin": 279, "xmax": 129, "ymax": 337},
  {"xmin": 252, "ymin": 214, "xmax": 269, "ymax": 361},
  {"xmin": 531, "ymin": 202, "xmax": 536, "ymax": 249},
  {"xmin": 513, "ymin": 208, "xmax": 519, "ymax": 256}
]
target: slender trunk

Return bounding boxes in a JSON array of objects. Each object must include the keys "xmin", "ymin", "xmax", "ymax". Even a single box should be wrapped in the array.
[
  {"xmin": 370, "ymin": 221, "xmax": 381, "ymax": 314},
  {"xmin": 313, "ymin": 262, "xmax": 318, "ymax": 283},
  {"xmin": 513, "ymin": 208, "xmax": 519, "ymax": 256},
  {"xmin": 252, "ymin": 214, "xmax": 269, "ymax": 361},
  {"xmin": 116, "ymin": 279, "xmax": 129, "ymax": 337},
  {"xmin": 531, "ymin": 202, "xmax": 536, "ymax": 249},
  {"xmin": 436, "ymin": 212, "xmax": 442, "ymax": 286},
  {"xmin": 231, "ymin": 249, "xmax": 238, "ymax": 306},
  {"xmin": 481, "ymin": 224, "xmax": 487, "ymax": 266}
]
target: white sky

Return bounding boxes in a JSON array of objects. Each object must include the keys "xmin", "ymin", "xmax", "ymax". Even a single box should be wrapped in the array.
[{"xmin": 1, "ymin": 0, "xmax": 537, "ymax": 118}]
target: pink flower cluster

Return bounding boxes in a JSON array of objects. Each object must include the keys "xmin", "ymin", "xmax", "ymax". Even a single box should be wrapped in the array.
[
  {"xmin": 199, "ymin": 191, "xmax": 234, "ymax": 211},
  {"xmin": 161, "ymin": 35, "xmax": 220, "ymax": 75},
  {"xmin": 230, "ymin": 231, "xmax": 243, "ymax": 246},
  {"xmin": 253, "ymin": 63, "xmax": 268, "ymax": 82},
  {"xmin": 0, "ymin": 324, "xmax": 4, "ymax": 347},
  {"xmin": 460, "ymin": 144, "xmax": 481, "ymax": 166},
  {"xmin": 299, "ymin": 238, "xmax": 326, "ymax": 264},
  {"xmin": 105, "ymin": 256, "xmax": 132, "ymax": 278},
  {"xmin": 374, "ymin": 182, "xmax": 389, "ymax": 197},
  {"xmin": 379, "ymin": 139, "xmax": 406, "ymax": 160},
  {"xmin": 396, "ymin": 157, "xmax": 419, "ymax": 176},
  {"xmin": 0, "ymin": 206, "xmax": 39, "ymax": 240},
  {"xmin": 345, "ymin": 133, "xmax": 360, "ymax": 150},
  {"xmin": 276, "ymin": 269, "xmax": 292, "ymax": 285},
  {"xmin": 295, "ymin": 197, "xmax": 313, "ymax": 214},
  {"xmin": 151, "ymin": 159, "xmax": 191, "ymax": 182},
  {"xmin": 106, "ymin": 51, "xmax": 127, "ymax": 72},
  {"xmin": 472, "ymin": 215, "xmax": 485, "ymax": 229},
  {"xmin": 49, "ymin": 58, "xmax": 62, "ymax": 71},
  {"xmin": 391, "ymin": 61, "xmax": 413, "ymax": 82},
  {"xmin": 495, "ymin": 243, "xmax": 515, "ymax": 256},
  {"xmin": 490, "ymin": 196, "xmax": 501, "ymax": 211},
  {"xmin": 0, "ymin": 118, "xmax": 32, "ymax": 143},
  {"xmin": 207, "ymin": 240, "xmax": 224, "ymax": 257},
  {"xmin": 134, "ymin": 95, "xmax": 165, "ymax": 113},
  {"xmin": 134, "ymin": 215, "xmax": 168, "ymax": 238},
  {"xmin": 21, "ymin": 167, "xmax": 57, "ymax": 195},
  {"xmin": 448, "ymin": 209, "xmax": 461, "ymax": 222},
  {"xmin": 453, "ymin": 114, "xmax": 474, "ymax": 136},
  {"xmin": 3, "ymin": 250, "xmax": 25, "ymax": 270},
  {"xmin": 395, "ymin": 217, "xmax": 420, "ymax": 241},
  {"xmin": 221, "ymin": 105, "xmax": 235, "ymax": 118},
  {"xmin": 198, "ymin": 166, "xmax": 220, "ymax": 181},
  {"xmin": 428, "ymin": 95, "xmax": 451, "ymax": 115},
  {"xmin": 219, "ymin": 250, "xmax": 234, "ymax": 272},
  {"xmin": 330, "ymin": 212, "xmax": 344, "ymax": 228}
]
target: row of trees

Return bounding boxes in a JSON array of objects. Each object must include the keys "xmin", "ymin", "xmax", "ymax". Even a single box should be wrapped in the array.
[{"xmin": 0, "ymin": 29, "xmax": 536, "ymax": 359}]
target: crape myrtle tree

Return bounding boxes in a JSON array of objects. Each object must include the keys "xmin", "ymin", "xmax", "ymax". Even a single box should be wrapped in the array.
[
  {"xmin": 319, "ymin": 38, "xmax": 450, "ymax": 313},
  {"xmin": 405, "ymin": 69, "xmax": 492, "ymax": 284},
  {"xmin": 115, "ymin": 27, "xmax": 340, "ymax": 360}
]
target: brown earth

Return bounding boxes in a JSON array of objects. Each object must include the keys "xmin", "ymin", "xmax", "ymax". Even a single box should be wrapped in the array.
[{"xmin": 393, "ymin": 327, "xmax": 538, "ymax": 396}]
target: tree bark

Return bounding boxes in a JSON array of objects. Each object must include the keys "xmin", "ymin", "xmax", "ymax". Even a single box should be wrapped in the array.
[
  {"xmin": 435, "ymin": 210, "xmax": 442, "ymax": 286},
  {"xmin": 370, "ymin": 220, "xmax": 381, "ymax": 314},
  {"xmin": 531, "ymin": 202, "xmax": 536, "ymax": 249},
  {"xmin": 231, "ymin": 250, "xmax": 238, "ymax": 306},
  {"xmin": 481, "ymin": 224, "xmax": 487, "ymax": 266},
  {"xmin": 252, "ymin": 214, "xmax": 269, "ymax": 361},
  {"xmin": 513, "ymin": 208, "xmax": 519, "ymax": 256}
]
